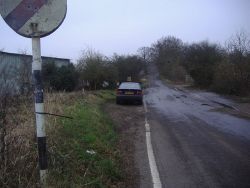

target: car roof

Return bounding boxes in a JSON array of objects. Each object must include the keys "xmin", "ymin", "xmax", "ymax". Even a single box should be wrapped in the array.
[{"xmin": 119, "ymin": 82, "xmax": 141, "ymax": 90}]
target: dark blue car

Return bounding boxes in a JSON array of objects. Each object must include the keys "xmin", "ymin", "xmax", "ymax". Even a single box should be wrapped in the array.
[{"xmin": 116, "ymin": 82, "xmax": 143, "ymax": 105}]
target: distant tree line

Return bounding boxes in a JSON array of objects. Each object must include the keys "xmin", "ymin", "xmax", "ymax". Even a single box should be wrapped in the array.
[
  {"xmin": 76, "ymin": 49, "xmax": 146, "ymax": 90},
  {"xmin": 7, "ymin": 31, "xmax": 249, "ymax": 96},
  {"xmin": 142, "ymin": 31, "xmax": 250, "ymax": 96},
  {"xmin": 41, "ymin": 49, "xmax": 146, "ymax": 91}
]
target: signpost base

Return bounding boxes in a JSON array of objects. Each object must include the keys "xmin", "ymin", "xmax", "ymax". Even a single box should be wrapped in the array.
[{"xmin": 40, "ymin": 169, "xmax": 47, "ymax": 187}]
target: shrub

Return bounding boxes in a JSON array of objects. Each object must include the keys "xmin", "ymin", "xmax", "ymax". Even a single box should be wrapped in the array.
[
  {"xmin": 43, "ymin": 62, "xmax": 78, "ymax": 92},
  {"xmin": 183, "ymin": 41, "xmax": 223, "ymax": 87},
  {"xmin": 213, "ymin": 61, "xmax": 250, "ymax": 95},
  {"xmin": 161, "ymin": 61, "xmax": 187, "ymax": 82}
]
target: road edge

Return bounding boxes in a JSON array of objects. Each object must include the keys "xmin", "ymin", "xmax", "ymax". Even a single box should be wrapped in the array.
[{"xmin": 144, "ymin": 100, "xmax": 162, "ymax": 188}]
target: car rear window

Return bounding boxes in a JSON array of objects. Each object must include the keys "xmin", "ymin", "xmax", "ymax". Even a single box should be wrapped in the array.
[{"xmin": 119, "ymin": 82, "xmax": 141, "ymax": 90}]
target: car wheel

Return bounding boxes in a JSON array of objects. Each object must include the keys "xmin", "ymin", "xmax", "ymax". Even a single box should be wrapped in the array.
[
  {"xmin": 138, "ymin": 99, "xmax": 143, "ymax": 105},
  {"xmin": 116, "ymin": 99, "xmax": 120, "ymax": 105}
]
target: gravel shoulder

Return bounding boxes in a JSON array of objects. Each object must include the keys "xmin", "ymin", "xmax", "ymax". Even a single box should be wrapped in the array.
[{"xmin": 104, "ymin": 103, "xmax": 152, "ymax": 188}]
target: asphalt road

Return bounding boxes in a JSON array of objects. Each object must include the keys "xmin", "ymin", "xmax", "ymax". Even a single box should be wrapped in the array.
[{"xmin": 144, "ymin": 65, "xmax": 250, "ymax": 188}]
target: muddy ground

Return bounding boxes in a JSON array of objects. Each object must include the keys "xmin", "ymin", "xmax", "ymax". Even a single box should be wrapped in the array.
[{"xmin": 104, "ymin": 103, "xmax": 152, "ymax": 188}]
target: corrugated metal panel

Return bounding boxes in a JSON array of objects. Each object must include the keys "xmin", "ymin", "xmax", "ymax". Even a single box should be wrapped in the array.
[{"xmin": 0, "ymin": 51, "xmax": 70, "ymax": 94}]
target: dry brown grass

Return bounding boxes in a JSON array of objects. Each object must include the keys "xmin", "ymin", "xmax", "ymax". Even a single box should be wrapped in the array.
[
  {"xmin": 0, "ymin": 92, "xmax": 84, "ymax": 187},
  {"xmin": 0, "ymin": 95, "xmax": 37, "ymax": 187},
  {"xmin": 1, "ymin": 90, "xmax": 122, "ymax": 187}
]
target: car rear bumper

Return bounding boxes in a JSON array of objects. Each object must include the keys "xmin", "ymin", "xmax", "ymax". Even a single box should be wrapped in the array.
[{"xmin": 116, "ymin": 95, "xmax": 143, "ymax": 102}]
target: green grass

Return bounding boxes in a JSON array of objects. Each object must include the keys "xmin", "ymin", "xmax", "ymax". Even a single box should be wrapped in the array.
[{"xmin": 47, "ymin": 90, "xmax": 122, "ymax": 188}]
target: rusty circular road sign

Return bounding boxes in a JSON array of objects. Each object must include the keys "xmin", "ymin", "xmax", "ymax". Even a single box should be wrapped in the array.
[{"xmin": 0, "ymin": 0, "xmax": 67, "ymax": 38}]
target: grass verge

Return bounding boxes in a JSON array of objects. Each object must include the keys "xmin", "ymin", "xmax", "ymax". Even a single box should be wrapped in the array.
[{"xmin": 47, "ymin": 90, "xmax": 123, "ymax": 187}]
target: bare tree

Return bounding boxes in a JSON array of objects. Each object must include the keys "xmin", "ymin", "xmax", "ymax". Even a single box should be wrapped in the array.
[
  {"xmin": 137, "ymin": 47, "xmax": 153, "ymax": 63},
  {"xmin": 213, "ymin": 31, "xmax": 250, "ymax": 95},
  {"xmin": 76, "ymin": 48, "xmax": 108, "ymax": 90},
  {"xmin": 149, "ymin": 36, "xmax": 188, "ymax": 82},
  {"xmin": 226, "ymin": 30, "xmax": 250, "ymax": 62},
  {"xmin": 76, "ymin": 48, "xmax": 104, "ymax": 70}
]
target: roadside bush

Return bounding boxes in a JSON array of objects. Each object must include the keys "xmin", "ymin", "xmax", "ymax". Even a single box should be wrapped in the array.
[
  {"xmin": 77, "ymin": 49, "xmax": 146, "ymax": 90},
  {"xmin": 150, "ymin": 36, "xmax": 187, "ymax": 82},
  {"xmin": 212, "ymin": 62, "xmax": 237, "ymax": 94},
  {"xmin": 213, "ymin": 60, "xmax": 250, "ymax": 95},
  {"xmin": 161, "ymin": 61, "xmax": 187, "ymax": 82},
  {"xmin": 183, "ymin": 41, "xmax": 223, "ymax": 88},
  {"xmin": 151, "ymin": 36, "xmax": 184, "ymax": 67},
  {"xmin": 112, "ymin": 55, "xmax": 146, "ymax": 82},
  {"xmin": 43, "ymin": 62, "xmax": 78, "ymax": 91},
  {"xmin": 42, "ymin": 61, "xmax": 58, "ymax": 89},
  {"xmin": 213, "ymin": 31, "xmax": 250, "ymax": 95},
  {"xmin": 77, "ymin": 50, "xmax": 115, "ymax": 90},
  {"xmin": 52, "ymin": 64, "xmax": 78, "ymax": 91}
]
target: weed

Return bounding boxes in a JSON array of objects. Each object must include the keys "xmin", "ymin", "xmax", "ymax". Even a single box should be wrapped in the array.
[
  {"xmin": 47, "ymin": 91, "xmax": 122, "ymax": 187},
  {"xmin": 0, "ymin": 90, "xmax": 122, "ymax": 187}
]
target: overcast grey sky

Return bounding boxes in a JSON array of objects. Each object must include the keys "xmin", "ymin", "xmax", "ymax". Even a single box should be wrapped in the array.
[{"xmin": 0, "ymin": 0, "xmax": 250, "ymax": 62}]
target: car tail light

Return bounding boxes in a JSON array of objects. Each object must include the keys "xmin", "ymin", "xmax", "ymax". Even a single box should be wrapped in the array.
[
  {"xmin": 137, "ymin": 90, "xmax": 143, "ymax": 95},
  {"xmin": 116, "ymin": 89, "xmax": 123, "ymax": 95}
]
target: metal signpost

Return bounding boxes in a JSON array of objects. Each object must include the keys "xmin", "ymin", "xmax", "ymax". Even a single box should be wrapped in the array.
[{"xmin": 0, "ymin": 0, "xmax": 67, "ymax": 186}]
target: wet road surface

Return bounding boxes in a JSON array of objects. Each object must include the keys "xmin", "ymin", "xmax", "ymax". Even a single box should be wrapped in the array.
[{"xmin": 144, "ymin": 65, "xmax": 250, "ymax": 188}]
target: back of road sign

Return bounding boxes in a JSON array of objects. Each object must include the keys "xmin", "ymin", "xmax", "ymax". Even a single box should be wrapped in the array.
[{"xmin": 0, "ymin": 0, "xmax": 67, "ymax": 38}]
